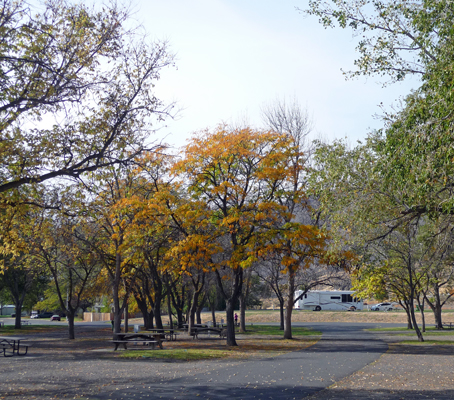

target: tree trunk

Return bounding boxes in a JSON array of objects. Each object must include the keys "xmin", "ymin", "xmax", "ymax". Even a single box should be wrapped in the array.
[
  {"xmin": 12, "ymin": 290, "xmax": 27, "ymax": 330},
  {"xmin": 135, "ymin": 295, "xmax": 153, "ymax": 329},
  {"xmin": 210, "ymin": 302, "xmax": 217, "ymax": 327},
  {"xmin": 400, "ymin": 300, "xmax": 413, "ymax": 329},
  {"xmin": 112, "ymin": 252, "xmax": 124, "ymax": 338},
  {"xmin": 67, "ymin": 312, "xmax": 75, "ymax": 340},
  {"xmin": 215, "ymin": 266, "xmax": 243, "ymax": 346},
  {"xmin": 239, "ymin": 294, "xmax": 247, "ymax": 332},
  {"xmin": 225, "ymin": 299, "xmax": 237, "ymax": 346},
  {"xmin": 408, "ymin": 270, "xmax": 424, "ymax": 342},
  {"xmin": 154, "ymin": 303, "xmax": 163, "ymax": 330},
  {"xmin": 196, "ymin": 295, "xmax": 205, "ymax": 325},
  {"xmin": 169, "ymin": 280, "xmax": 186, "ymax": 328},
  {"xmin": 188, "ymin": 288, "xmax": 201, "ymax": 333},
  {"xmin": 14, "ymin": 305, "xmax": 22, "ymax": 330},
  {"xmin": 283, "ymin": 269, "xmax": 296, "ymax": 339},
  {"xmin": 124, "ymin": 302, "xmax": 129, "ymax": 333},
  {"xmin": 420, "ymin": 305, "xmax": 426, "ymax": 333},
  {"xmin": 426, "ymin": 287, "xmax": 443, "ymax": 329},
  {"xmin": 167, "ymin": 291, "xmax": 173, "ymax": 329},
  {"xmin": 433, "ymin": 302, "xmax": 443, "ymax": 330},
  {"xmin": 279, "ymin": 299, "xmax": 285, "ymax": 330},
  {"xmin": 410, "ymin": 303, "xmax": 424, "ymax": 342},
  {"xmin": 113, "ymin": 290, "xmax": 122, "ymax": 338}
]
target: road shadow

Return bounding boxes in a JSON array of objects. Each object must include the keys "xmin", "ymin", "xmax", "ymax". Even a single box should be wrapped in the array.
[{"xmin": 306, "ymin": 388, "xmax": 454, "ymax": 400}]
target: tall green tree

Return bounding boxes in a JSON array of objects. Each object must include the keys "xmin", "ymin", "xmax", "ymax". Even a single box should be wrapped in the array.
[
  {"xmin": 311, "ymin": 138, "xmax": 429, "ymax": 340},
  {"xmin": 305, "ymin": 0, "xmax": 454, "ymax": 221},
  {"xmin": 304, "ymin": 0, "xmax": 451, "ymax": 82}
]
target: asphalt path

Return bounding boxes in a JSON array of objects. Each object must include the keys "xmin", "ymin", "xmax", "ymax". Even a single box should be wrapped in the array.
[
  {"xmin": 95, "ymin": 322, "xmax": 390, "ymax": 400},
  {"xmin": 0, "ymin": 320, "xmax": 395, "ymax": 399}
]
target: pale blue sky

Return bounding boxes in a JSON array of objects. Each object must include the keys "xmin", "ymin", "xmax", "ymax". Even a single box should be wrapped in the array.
[{"xmin": 135, "ymin": 0, "xmax": 418, "ymax": 148}]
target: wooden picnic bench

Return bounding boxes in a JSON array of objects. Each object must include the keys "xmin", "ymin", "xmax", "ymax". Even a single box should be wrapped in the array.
[
  {"xmin": 0, "ymin": 336, "xmax": 31, "ymax": 357},
  {"xmin": 111, "ymin": 333, "xmax": 164, "ymax": 351},
  {"xmin": 111, "ymin": 339, "xmax": 158, "ymax": 351},
  {"xmin": 146, "ymin": 328, "xmax": 179, "ymax": 341},
  {"xmin": 190, "ymin": 327, "xmax": 226, "ymax": 339},
  {"xmin": 442, "ymin": 322, "xmax": 454, "ymax": 329}
]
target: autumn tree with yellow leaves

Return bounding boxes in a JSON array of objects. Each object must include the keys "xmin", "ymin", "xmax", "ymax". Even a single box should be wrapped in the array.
[{"xmin": 175, "ymin": 126, "xmax": 303, "ymax": 346}]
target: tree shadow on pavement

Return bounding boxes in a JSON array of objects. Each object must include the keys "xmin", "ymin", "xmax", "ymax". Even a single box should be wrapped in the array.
[{"xmin": 306, "ymin": 388, "xmax": 454, "ymax": 400}]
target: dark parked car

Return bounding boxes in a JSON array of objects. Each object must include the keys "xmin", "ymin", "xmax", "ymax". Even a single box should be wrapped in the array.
[
  {"xmin": 10, "ymin": 312, "xmax": 26, "ymax": 317},
  {"xmin": 38, "ymin": 312, "xmax": 54, "ymax": 318},
  {"xmin": 50, "ymin": 315, "xmax": 61, "ymax": 321}
]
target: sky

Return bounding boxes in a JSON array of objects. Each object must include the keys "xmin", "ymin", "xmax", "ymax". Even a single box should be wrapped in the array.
[{"xmin": 135, "ymin": 0, "xmax": 418, "ymax": 148}]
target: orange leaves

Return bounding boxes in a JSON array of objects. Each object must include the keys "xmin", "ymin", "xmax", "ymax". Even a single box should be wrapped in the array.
[
  {"xmin": 168, "ymin": 234, "xmax": 220, "ymax": 274},
  {"xmin": 172, "ymin": 125, "xmax": 308, "ymax": 271}
]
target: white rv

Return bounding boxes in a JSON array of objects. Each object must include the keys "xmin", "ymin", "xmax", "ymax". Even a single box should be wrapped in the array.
[{"xmin": 294, "ymin": 290, "xmax": 363, "ymax": 311}]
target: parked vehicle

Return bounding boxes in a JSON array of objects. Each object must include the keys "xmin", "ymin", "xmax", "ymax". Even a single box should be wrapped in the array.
[
  {"xmin": 50, "ymin": 315, "xmax": 61, "ymax": 321},
  {"xmin": 11, "ymin": 312, "xmax": 27, "ymax": 317},
  {"xmin": 370, "ymin": 302, "xmax": 395, "ymax": 311},
  {"xmin": 38, "ymin": 312, "xmax": 54, "ymax": 318},
  {"xmin": 294, "ymin": 290, "xmax": 364, "ymax": 311},
  {"xmin": 30, "ymin": 311, "xmax": 39, "ymax": 319}
]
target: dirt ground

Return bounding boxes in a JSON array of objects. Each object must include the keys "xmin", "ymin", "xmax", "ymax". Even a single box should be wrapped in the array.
[{"xmin": 195, "ymin": 309, "xmax": 454, "ymax": 326}]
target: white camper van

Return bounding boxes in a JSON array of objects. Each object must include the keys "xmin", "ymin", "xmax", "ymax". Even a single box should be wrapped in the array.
[{"xmin": 294, "ymin": 290, "xmax": 363, "ymax": 311}]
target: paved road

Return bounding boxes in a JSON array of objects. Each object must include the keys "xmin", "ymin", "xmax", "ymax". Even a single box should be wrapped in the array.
[
  {"xmin": 95, "ymin": 323, "xmax": 390, "ymax": 400},
  {"xmin": 0, "ymin": 322, "xmax": 392, "ymax": 399}
]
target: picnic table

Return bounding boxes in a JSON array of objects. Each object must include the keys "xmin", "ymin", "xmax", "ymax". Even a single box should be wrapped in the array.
[
  {"xmin": 0, "ymin": 336, "xmax": 30, "ymax": 357},
  {"xmin": 181, "ymin": 323, "xmax": 206, "ymax": 330},
  {"xmin": 111, "ymin": 333, "xmax": 164, "ymax": 351},
  {"xmin": 146, "ymin": 328, "xmax": 179, "ymax": 341},
  {"xmin": 442, "ymin": 322, "xmax": 454, "ymax": 329},
  {"xmin": 190, "ymin": 326, "xmax": 226, "ymax": 339}
]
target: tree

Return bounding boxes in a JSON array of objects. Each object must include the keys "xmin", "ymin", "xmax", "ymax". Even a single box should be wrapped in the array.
[
  {"xmin": 83, "ymin": 165, "xmax": 145, "ymax": 336},
  {"xmin": 33, "ymin": 214, "xmax": 102, "ymax": 339},
  {"xmin": 0, "ymin": 256, "xmax": 44, "ymax": 329},
  {"xmin": 303, "ymin": 0, "xmax": 449, "ymax": 82},
  {"xmin": 0, "ymin": 0, "xmax": 175, "ymax": 194},
  {"xmin": 261, "ymin": 98, "xmax": 313, "ymax": 153},
  {"xmin": 260, "ymin": 98, "xmax": 340, "ymax": 339},
  {"xmin": 417, "ymin": 220, "xmax": 454, "ymax": 329},
  {"xmin": 305, "ymin": 0, "xmax": 454, "ymax": 221},
  {"xmin": 0, "ymin": 202, "xmax": 48, "ymax": 328},
  {"xmin": 175, "ymin": 126, "xmax": 297, "ymax": 346},
  {"xmin": 311, "ymin": 138, "xmax": 432, "ymax": 340}
]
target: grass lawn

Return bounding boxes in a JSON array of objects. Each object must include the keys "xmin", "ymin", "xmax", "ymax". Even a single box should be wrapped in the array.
[
  {"xmin": 239, "ymin": 324, "xmax": 321, "ymax": 336},
  {"xmin": 0, "ymin": 324, "xmax": 67, "ymax": 335},
  {"xmin": 120, "ymin": 325, "xmax": 321, "ymax": 361}
]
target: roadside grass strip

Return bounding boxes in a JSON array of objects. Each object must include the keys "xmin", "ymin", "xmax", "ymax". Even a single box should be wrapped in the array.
[
  {"xmin": 396, "ymin": 330, "xmax": 454, "ymax": 336},
  {"xmin": 398, "ymin": 340, "xmax": 454, "ymax": 345},
  {"xmin": 0, "ymin": 324, "xmax": 67, "ymax": 334},
  {"xmin": 367, "ymin": 326, "xmax": 454, "ymax": 332}
]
